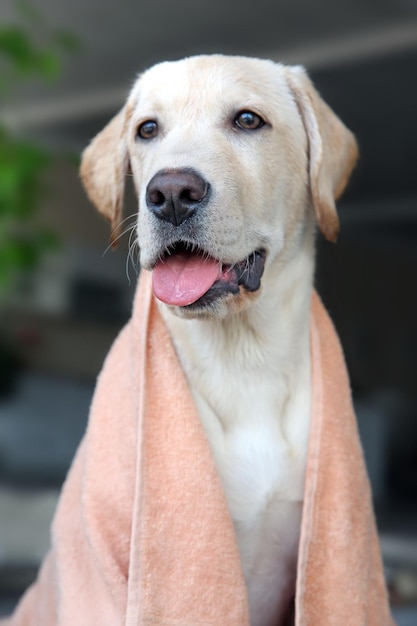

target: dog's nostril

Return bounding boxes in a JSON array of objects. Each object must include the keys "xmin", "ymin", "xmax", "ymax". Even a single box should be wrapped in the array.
[
  {"xmin": 180, "ymin": 186, "xmax": 205, "ymax": 203},
  {"xmin": 149, "ymin": 189, "xmax": 165, "ymax": 206}
]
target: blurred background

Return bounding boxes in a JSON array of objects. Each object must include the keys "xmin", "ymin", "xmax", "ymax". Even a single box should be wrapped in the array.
[{"xmin": 0, "ymin": 0, "xmax": 416, "ymax": 622}]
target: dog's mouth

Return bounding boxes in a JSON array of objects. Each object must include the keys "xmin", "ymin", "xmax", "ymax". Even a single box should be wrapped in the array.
[{"xmin": 152, "ymin": 243, "xmax": 266, "ymax": 308}]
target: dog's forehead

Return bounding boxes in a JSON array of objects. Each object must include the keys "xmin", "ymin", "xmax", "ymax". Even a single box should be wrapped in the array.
[{"xmin": 129, "ymin": 55, "xmax": 293, "ymax": 116}]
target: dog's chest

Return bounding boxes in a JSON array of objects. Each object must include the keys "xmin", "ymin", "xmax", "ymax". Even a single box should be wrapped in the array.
[{"xmin": 189, "ymin": 359, "xmax": 310, "ymax": 626}]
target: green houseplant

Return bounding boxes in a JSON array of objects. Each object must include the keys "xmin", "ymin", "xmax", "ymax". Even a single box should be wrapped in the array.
[{"xmin": 0, "ymin": 0, "xmax": 77, "ymax": 393}]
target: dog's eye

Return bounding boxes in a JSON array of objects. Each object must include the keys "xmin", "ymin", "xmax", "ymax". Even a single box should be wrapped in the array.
[
  {"xmin": 234, "ymin": 110, "xmax": 265, "ymax": 131},
  {"xmin": 137, "ymin": 120, "xmax": 159, "ymax": 140}
]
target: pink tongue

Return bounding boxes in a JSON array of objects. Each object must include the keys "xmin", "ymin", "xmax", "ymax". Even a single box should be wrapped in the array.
[{"xmin": 152, "ymin": 251, "xmax": 221, "ymax": 306}]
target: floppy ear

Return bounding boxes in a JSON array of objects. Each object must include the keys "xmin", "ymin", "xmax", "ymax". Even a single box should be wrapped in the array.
[
  {"xmin": 286, "ymin": 66, "xmax": 358, "ymax": 242},
  {"xmin": 80, "ymin": 108, "xmax": 131, "ymax": 246}
]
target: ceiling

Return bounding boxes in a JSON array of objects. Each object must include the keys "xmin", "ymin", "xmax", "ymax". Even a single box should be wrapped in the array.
[{"xmin": 1, "ymin": 0, "xmax": 417, "ymax": 211}]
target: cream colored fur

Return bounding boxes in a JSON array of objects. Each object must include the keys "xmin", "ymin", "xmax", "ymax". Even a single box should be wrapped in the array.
[{"xmin": 81, "ymin": 55, "xmax": 358, "ymax": 626}]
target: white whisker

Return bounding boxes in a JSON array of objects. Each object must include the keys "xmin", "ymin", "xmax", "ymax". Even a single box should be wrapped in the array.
[
  {"xmin": 102, "ymin": 212, "xmax": 139, "ymax": 257},
  {"xmin": 125, "ymin": 225, "xmax": 140, "ymax": 284}
]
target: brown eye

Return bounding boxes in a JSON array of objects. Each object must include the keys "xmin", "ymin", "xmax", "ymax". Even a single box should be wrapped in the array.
[
  {"xmin": 137, "ymin": 120, "xmax": 158, "ymax": 140},
  {"xmin": 234, "ymin": 110, "xmax": 265, "ymax": 130}
]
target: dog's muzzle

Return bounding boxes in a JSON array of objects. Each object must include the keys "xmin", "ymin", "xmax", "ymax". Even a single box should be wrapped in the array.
[{"xmin": 146, "ymin": 168, "xmax": 265, "ymax": 309}]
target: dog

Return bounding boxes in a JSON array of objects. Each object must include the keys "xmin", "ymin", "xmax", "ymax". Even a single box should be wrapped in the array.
[{"xmin": 81, "ymin": 55, "xmax": 358, "ymax": 626}]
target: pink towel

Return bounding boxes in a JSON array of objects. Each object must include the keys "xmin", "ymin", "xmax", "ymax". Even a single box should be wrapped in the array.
[{"xmin": 3, "ymin": 271, "xmax": 394, "ymax": 625}]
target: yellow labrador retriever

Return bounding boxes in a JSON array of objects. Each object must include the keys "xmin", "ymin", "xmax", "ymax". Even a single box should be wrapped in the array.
[{"xmin": 81, "ymin": 55, "xmax": 358, "ymax": 626}]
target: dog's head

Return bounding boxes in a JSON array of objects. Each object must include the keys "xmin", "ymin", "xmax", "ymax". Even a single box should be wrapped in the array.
[{"xmin": 81, "ymin": 55, "xmax": 358, "ymax": 319}]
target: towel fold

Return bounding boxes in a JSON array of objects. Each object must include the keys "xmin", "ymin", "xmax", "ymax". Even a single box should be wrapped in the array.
[{"xmin": 3, "ymin": 271, "xmax": 394, "ymax": 625}]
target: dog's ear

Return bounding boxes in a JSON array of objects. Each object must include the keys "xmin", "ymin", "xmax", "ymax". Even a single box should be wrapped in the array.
[
  {"xmin": 286, "ymin": 66, "xmax": 358, "ymax": 242},
  {"xmin": 80, "ymin": 107, "xmax": 131, "ymax": 247}
]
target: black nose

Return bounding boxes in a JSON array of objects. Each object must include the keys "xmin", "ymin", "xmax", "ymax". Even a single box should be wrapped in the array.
[{"xmin": 146, "ymin": 168, "xmax": 210, "ymax": 226}]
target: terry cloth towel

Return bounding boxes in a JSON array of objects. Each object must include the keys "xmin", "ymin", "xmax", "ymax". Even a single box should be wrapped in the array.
[{"xmin": 2, "ymin": 270, "xmax": 394, "ymax": 626}]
